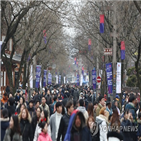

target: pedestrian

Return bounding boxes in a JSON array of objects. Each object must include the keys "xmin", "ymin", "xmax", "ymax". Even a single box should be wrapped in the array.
[
  {"xmin": 137, "ymin": 112, "xmax": 141, "ymax": 140},
  {"xmin": 40, "ymin": 96, "xmax": 50, "ymax": 121},
  {"xmin": 31, "ymin": 107, "xmax": 42, "ymax": 137},
  {"xmin": 57, "ymin": 100, "xmax": 74, "ymax": 141},
  {"xmin": 50, "ymin": 102, "xmax": 63, "ymax": 141},
  {"xmin": 107, "ymin": 108, "xmax": 123, "ymax": 141},
  {"xmin": 50, "ymin": 96, "xmax": 57, "ymax": 115},
  {"xmin": 93, "ymin": 101, "xmax": 98, "ymax": 120},
  {"xmin": 27, "ymin": 99, "xmax": 35, "ymax": 118},
  {"xmin": 121, "ymin": 109, "xmax": 134, "ymax": 141},
  {"xmin": 15, "ymin": 90, "xmax": 21, "ymax": 106},
  {"xmin": 46, "ymin": 90, "xmax": 52, "ymax": 106},
  {"xmin": 37, "ymin": 121, "xmax": 52, "ymax": 141},
  {"xmin": 76, "ymin": 99, "xmax": 89, "ymax": 122},
  {"xmin": 3, "ymin": 115, "xmax": 22, "ymax": 141},
  {"xmin": 95, "ymin": 107, "xmax": 109, "ymax": 141},
  {"xmin": 19, "ymin": 107, "xmax": 33, "ymax": 141},
  {"xmin": 112, "ymin": 100, "xmax": 120, "ymax": 116},
  {"xmin": 33, "ymin": 110, "xmax": 51, "ymax": 141},
  {"xmin": 7, "ymin": 97, "xmax": 15, "ymax": 118},
  {"xmin": 96, "ymin": 96, "xmax": 105, "ymax": 116},
  {"xmin": 1, "ymin": 108, "xmax": 9, "ymax": 141},
  {"xmin": 106, "ymin": 97, "xmax": 113, "ymax": 116},
  {"xmin": 64, "ymin": 110, "xmax": 92, "ymax": 141},
  {"xmin": 16, "ymin": 97, "xmax": 27, "ymax": 114},
  {"xmin": 87, "ymin": 103, "xmax": 94, "ymax": 117},
  {"xmin": 87, "ymin": 116, "xmax": 95, "ymax": 141},
  {"xmin": 125, "ymin": 95, "xmax": 137, "ymax": 122},
  {"xmin": 1, "ymin": 93, "xmax": 8, "ymax": 104}
]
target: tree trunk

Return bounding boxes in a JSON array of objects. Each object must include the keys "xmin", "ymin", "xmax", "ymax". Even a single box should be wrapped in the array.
[{"xmin": 135, "ymin": 38, "xmax": 141, "ymax": 99}]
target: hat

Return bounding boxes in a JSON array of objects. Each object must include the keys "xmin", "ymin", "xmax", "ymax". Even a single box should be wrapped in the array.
[
  {"xmin": 42, "ymin": 88, "xmax": 45, "ymax": 91},
  {"xmin": 116, "ymin": 95, "xmax": 120, "ymax": 99},
  {"xmin": 80, "ymin": 92, "xmax": 83, "ymax": 96}
]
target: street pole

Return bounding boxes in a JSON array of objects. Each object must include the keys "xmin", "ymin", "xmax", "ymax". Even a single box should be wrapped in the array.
[{"xmin": 113, "ymin": 3, "xmax": 117, "ymax": 99}]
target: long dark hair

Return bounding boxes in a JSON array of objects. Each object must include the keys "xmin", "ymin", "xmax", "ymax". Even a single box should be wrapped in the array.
[
  {"xmin": 111, "ymin": 108, "xmax": 120, "ymax": 127},
  {"xmin": 11, "ymin": 115, "xmax": 21, "ymax": 135},
  {"xmin": 87, "ymin": 103, "xmax": 94, "ymax": 117}
]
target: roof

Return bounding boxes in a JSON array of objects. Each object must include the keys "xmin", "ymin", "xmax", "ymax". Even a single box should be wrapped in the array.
[{"xmin": 2, "ymin": 53, "xmax": 21, "ymax": 62}]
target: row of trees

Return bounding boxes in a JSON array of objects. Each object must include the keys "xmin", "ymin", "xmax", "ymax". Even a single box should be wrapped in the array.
[
  {"xmin": 2, "ymin": 1, "xmax": 70, "ymax": 93},
  {"xmin": 66, "ymin": 1, "xmax": 141, "ymax": 95}
]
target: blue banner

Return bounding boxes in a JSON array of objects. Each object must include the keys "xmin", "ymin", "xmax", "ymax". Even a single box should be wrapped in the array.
[
  {"xmin": 43, "ymin": 70, "xmax": 47, "ymax": 87},
  {"xmin": 77, "ymin": 74, "xmax": 80, "ymax": 86},
  {"xmin": 59, "ymin": 75, "xmax": 61, "ymax": 84},
  {"xmin": 48, "ymin": 73, "xmax": 52, "ymax": 85},
  {"xmin": 35, "ymin": 65, "xmax": 41, "ymax": 88},
  {"xmin": 106, "ymin": 63, "xmax": 113, "ymax": 94},
  {"xmin": 92, "ymin": 69, "xmax": 96, "ymax": 89}
]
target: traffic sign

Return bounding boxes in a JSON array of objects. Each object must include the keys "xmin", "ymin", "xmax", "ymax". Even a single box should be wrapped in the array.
[
  {"xmin": 97, "ymin": 76, "xmax": 101, "ymax": 83},
  {"xmin": 104, "ymin": 48, "xmax": 112, "ymax": 55}
]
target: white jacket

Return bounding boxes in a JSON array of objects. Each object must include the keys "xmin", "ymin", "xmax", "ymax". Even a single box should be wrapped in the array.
[
  {"xmin": 33, "ymin": 123, "xmax": 51, "ymax": 141},
  {"xmin": 96, "ymin": 115, "xmax": 108, "ymax": 141},
  {"xmin": 108, "ymin": 137, "xmax": 120, "ymax": 141}
]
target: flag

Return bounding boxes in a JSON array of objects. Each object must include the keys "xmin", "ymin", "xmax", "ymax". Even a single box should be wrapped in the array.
[
  {"xmin": 121, "ymin": 41, "xmax": 125, "ymax": 60},
  {"xmin": 88, "ymin": 39, "xmax": 91, "ymax": 51},
  {"xmin": 43, "ymin": 30, "xmax": 47, "ymax": 44},
  {"xmin": 74, "ymin": 58, "xmax": 76, "ymax": 64},
  {"xmin": 100, "ymin": 15, "xmax": 104, "ymax": 33},
  {"xmin": 76, "ymin": 62, "xmax": 78, "ymax": 67}
]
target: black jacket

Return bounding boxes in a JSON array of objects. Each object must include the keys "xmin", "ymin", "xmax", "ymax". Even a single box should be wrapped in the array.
[
  {"xmin": 57, "ymin": 113, "xmax": 70, "ymax": 141},
  {"xmin": 20, "ymin": 119, "xmax": 33, "ymax": 141},
  {"xmin": 70, "ymin": 112, "xmax": 92, "ymax": 141},
  {"xmin": 7, "ymin": 105, "xmax": 15, "ymax": 118},
  {"xmin": 27, "ymin": 106, "xmax": 35, "ymax": 118},
  {"xmin": 46, "ymin": 94, "xmax": 52, "ymax": 105},
  {"xmin": 31, "ymin": 115, "xmax": 39, "ymax": 137},
  {"xmin": 121, "ymin": 119, "xmax": 134, "ymax": 141},
  {"xmin": 1, "ymin": 117, "xmax": 9, "ymax": 141}
]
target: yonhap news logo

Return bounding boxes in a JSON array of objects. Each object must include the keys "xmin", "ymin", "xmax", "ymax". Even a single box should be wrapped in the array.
[{"xmin": 90, "ymin": 123, "xmax": 138, "ymax": 136}]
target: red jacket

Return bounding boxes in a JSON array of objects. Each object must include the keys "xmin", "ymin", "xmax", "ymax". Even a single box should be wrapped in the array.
[{"xmin": 37, "ymin": 132, "xmax": 52, "ymax": 141}]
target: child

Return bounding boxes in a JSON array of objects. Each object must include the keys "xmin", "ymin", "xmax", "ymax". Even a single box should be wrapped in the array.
[
  {"xmin": 38, "ymin": 121, "xmax": 52, "ymax": 141},
  {"xmin": 137, "ymin": 113, "xmax": 141, "ymax": 141}
]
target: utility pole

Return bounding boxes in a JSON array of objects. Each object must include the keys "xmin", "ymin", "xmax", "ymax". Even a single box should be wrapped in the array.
[
  {"xmin": 101, "ymin": 2, "xmax": 118, "ymax": 100},
  {"xmin": 112, "ymin": 3, "xmax": 117, "ymax": 98}
]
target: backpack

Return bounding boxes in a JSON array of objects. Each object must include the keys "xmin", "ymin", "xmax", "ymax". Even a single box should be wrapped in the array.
[{"xmin": 91, "ymin": 119, "xmax": 103, "ymax": 141}]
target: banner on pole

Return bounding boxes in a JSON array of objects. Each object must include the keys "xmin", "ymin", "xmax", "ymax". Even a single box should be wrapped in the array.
[
  {"xmin": 43, "ymin": 70, "xmax": 47, "ymax": 87},
  {"xmin": 30, "ymin": 65, "xmax": 33, "ymax": 88},
  {"xmin": 106, "ymin": 63, "xmax": 113, "ymax": 94},
  {"xmin": 56, "ymin": 75, "xmax": 58, "ymax": 84},
  {"xmin": 92, "ymin": 69, "xmax": 96, "ymax": 89},
  {"xmin": 77, "ymin": 74, "xmax": 80, "ymax": 86},
  {"xmin": 48, "ymin": 73, "xmax": 52, "ymax": 85},
  {"xmin": 64, "ymin": 76, "xmax": 66, "ymax": 84},
  {"xmin": 116, "ymin": 62, "xmax": 121, "ymax": 93},
  {"xmin": 59, "ymin": 75, "xmax": 61, "ymax": 84},
  {"xmin": 35, "ymin": 65, "xmax": 41, "ymax": 88},
  {"xmin": 0, "ymin": 41, "xmax": 2, "ymax": 52}
]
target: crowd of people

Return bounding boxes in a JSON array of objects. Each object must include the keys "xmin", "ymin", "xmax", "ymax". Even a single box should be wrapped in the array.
[{"xmin": 1, "ymin": 84, "xmax": 141, "ymax": 141}]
